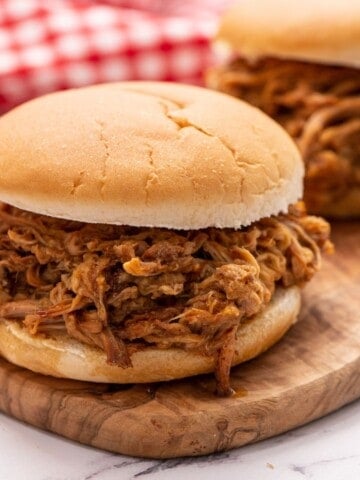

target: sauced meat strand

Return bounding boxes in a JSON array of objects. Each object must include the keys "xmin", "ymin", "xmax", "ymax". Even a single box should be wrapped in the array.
[
  {"xmin": 0, "ymin": 203, "xmax": 332, "ymax": 395},
  {"xmin": 210, "ymin": 57, "xmax": 360, "ymax": 213}
]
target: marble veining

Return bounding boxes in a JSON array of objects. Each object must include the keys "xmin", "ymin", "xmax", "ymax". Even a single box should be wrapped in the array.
[{"xmin": 1, "ymin": 399, "xmax": 360, "ymax": 480}]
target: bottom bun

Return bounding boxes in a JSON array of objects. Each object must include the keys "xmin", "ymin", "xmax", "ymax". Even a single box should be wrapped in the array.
[{"xmin": 0, "ymin": 287, "xmax": 300, "ymax": 383}]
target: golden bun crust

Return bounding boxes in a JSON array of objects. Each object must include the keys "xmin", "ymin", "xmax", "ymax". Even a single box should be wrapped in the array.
[
  {"xmin": 0, "ymin": 287, "xmax": 300, "ymax": 383},
  {"xmin": 217, "ymin": 0, "xmax": 360, "ymax": 68},
  {"xmin": 0, "ymin": 82, "xmax": 303, "ymax": 229}
]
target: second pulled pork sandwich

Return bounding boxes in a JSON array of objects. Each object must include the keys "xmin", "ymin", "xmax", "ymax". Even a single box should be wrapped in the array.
[
  {"xmin": 208, "ymin": 0, "xmax": 360, "ymax": 217},
  {"xmin": 0, "ymin": 82, "xmax": 331, "ymax": 395}
]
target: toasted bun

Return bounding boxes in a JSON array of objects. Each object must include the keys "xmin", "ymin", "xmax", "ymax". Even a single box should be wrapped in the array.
[
  {"xmin": 0, "ymin": 287, "xmax": 300, "ymax": 383},
  {"xmin": 217, "ymin": 0, "xmax": 360, "ymax": 68},
  {"xmin": 0, "ymin": 82, "xmax": 303, "ymax": 229}
]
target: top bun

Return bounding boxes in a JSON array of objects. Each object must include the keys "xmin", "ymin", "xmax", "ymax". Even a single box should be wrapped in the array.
[
  {"xmin": 217, "ymin": 0, "xmax": 360, "ymax": 68},
  {"xmin": 0, "ymin": 82, "xmax": 302, "ymax": 229}
]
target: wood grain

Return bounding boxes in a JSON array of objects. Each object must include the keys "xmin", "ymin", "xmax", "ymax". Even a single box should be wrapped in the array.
[{"xmin": 0, "ymin": 221, "xmax": 359, "ymax": 459}]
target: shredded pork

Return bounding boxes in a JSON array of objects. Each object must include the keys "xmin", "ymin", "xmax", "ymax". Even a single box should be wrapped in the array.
[
  {"xmin": 210, "ymin": 57, "xmax": 360, "ymax": 213},
  {"xmin": 0, "ymin": 202, "xmax": 331, "ymax": 395}
]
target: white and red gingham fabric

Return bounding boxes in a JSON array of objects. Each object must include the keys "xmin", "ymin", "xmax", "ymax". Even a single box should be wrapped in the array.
[{"xmin": 0, "ymin": 0, "xmax": 231, "ymax": 113}]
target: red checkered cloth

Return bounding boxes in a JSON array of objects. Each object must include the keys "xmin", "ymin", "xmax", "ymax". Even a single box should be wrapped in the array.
[{"xmin": 0, "ymin": 0, "xmax": 231, "ymax": 113}]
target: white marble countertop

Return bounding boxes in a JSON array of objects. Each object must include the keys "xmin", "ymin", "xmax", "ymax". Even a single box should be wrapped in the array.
[{"xmin": 0, "ymin": 399, "xmax": 359, "ymax": 480}]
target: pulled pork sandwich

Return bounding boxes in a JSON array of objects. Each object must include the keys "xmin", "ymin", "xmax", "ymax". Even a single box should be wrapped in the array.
[
  {"xmin": 0, "ymin": 82, "xmax": 331, "ymax": 395},
  {"xmin": 208, "ymin": 0, "xmax": 360, "ymax": 217}
]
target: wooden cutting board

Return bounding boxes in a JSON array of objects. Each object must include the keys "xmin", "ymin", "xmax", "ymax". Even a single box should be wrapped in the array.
[{"xmin": 0, "ymin": 221, "xmax": 359, "ymax": 459}]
